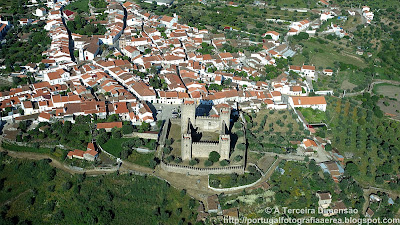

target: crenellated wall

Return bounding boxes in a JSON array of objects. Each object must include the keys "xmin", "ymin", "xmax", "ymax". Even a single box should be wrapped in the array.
[{"xmin": 160, "ymin": 161, "xmax": 244, "ymax": 175}]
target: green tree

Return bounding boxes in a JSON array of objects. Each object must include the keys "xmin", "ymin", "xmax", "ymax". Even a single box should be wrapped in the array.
[
  {"xmin": 208, "ymin": 151, "xmax": 220, "ymax": 163},
  {"xmin": 122, "ymin": 124, "xmax": 134, "ymax": 134},
  {"xmin": 325, "ymin": 144, "xmax": 332, "ymax": 151},
  {"xmin": 345, "ymin": 162, "xmax": 359, "ymax": 177},
  {"xmin": 220, "ymin": 159, "xmax": 229, "ymax": 166}
]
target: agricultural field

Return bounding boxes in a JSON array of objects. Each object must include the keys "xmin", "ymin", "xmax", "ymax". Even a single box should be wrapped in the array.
[
  {"xmin": 0, "ymin": 154, "xmax": 198, "ymax": 224},
  {"xmin": 373, "ymin": 83, "xmax": 400, "ymax": 101},
  {"xmin": 244, "ymin": 109, "xmax": 306, "ymax": 153},
  {"xmin": 373, "ymin": 83, "xmax": 400, "ymax": 119},
  {"xmin": 325, "ymin": 96, "xmax": 400, "ymax": 190}
]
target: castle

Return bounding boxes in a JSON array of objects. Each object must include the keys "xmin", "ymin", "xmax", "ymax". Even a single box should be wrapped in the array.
[{"xmin": 180, "ymin": 100, "xmax": 231, "ymax": 161}]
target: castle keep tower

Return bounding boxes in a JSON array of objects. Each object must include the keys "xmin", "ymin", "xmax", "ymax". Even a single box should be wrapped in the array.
[
  {"xmin": 181, "ymin": 133, "xmax": 192, "ymax": 161},
  {"xmin": 181, "ymin": 100, "xmax": 196, "ymax": 134},
  {"xmin": 219, "ymin": 106, "xmax": 231, "ymax": 130}
]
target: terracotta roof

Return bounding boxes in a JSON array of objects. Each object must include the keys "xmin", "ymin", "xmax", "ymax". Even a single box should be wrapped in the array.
[
  {"xmin": 39, "ymin": 112, "xmax": 51, "ymax": 120},
  {"xmin": 266, "ymin": 31, "xmax": 279, "ymax": 36},
  {"xmin": 67, "ymin": 149, "xmax": 84, "ymax": 158},
  {"xmin": 302, "ymin": 65, "xmax": 315, "ymax": 71},
  {"xmin": 290, "ymin": 86, "xmax": 302, "ymax": 92},
  {"xmin": 289, "ymin": 65, "xmax": 301, "ymax": 71},
  {"xmin": 96, "ymin": 122, "xmax": 123, "ymax": 129},
  {"xmin": 291, "ymin": 96, "xmax": 326, "ymax": 106}
]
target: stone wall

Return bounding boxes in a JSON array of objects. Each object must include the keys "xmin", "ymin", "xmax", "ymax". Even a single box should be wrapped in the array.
[
  {"xmin": 128, "ymin": 132, "xmax": 159, "ymax": 140},
  {"xmin": 191, "ymin": 142, "xmax": 220, "ymax": 158},
  {"xmin": 194, "ymin": 116, "xmax": 221, "ymax": 131},
  {"xmin": 160, "ymin": 161, "xmax": 244, "ymax": 175}
]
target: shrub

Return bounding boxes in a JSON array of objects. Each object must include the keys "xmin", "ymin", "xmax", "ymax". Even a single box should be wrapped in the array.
[
  {"xmin": 220, "ymin": 160, "xmax": 229, "ymax": 166},
  {"xmin": 163, "ymin": 147, "xmax": 171, "ymax": 155},
  {"xmin": 234, "ymin": 155, "xmax": 243, "ymax": 162},
  {"xmin": 189, "ymin": 159, "xmax": 198, "ymax": 166},
  {"xmin": 204, "ymin": 160, "xmax": 213, "ymax": 167},
  {"xmin": 174, "ymin": 157, "xmax": 182, "ymax": 164}
]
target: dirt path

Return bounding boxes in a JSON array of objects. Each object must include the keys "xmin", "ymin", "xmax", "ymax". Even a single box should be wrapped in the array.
[{"xmin": 0, "ymin": 148, "xmax": 117, "ymax": 175}]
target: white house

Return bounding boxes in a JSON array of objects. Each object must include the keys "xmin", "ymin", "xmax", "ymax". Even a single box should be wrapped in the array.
[
  {"xmin": 44, "ymin": 69, "xmax": 70, "ymax": 85},
  {"xmin": 19, "ymin": 18, "xmax": 33, "ymax": 26},
  {"xmin": 289, "ymin": 96, "xmax": 327, "ymax": 111},
  {"xmin": 35, "ymin": 8, "xmax": 47, "ymax": 17},
  {"xmin": 323, "ymin": 69, "xmax": 333, "ymax": 76},
  {"xmin": 317, "ymin": 192, "xmax": 332, "ymax": 209},
  {"xmin": 320, "ymin": 11, "xmax": 335, "ymax": 22},
  {"xmin": 122, "ymin": 46, "xmax": 140, "ymax": 59},
  {"xmin": 301, "ymin": 65, "xmax": 316, "ymax": 80},
  {"xmin": 263, "ymin": 31, "xmax": 280, "ymax": 41},
  {"xmin": 160, "ymin": 14, "xmax": 178, "ymax": 28}
]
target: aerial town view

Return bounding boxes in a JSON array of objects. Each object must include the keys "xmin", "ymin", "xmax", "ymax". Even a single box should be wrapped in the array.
[{"xmin": 0, "ymin": 0, "xmax": 399, "ymax": 224}]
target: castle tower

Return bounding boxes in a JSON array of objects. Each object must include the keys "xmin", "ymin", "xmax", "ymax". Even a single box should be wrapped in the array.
[
  {"xmin": 219, "ymin": 134, "xmax": 230, "ymax": 160},
  {"xmin": 219, "ymin": 107, "xmax": 231, "ymax": 131},
  {"xmin": 181, "ymin": 133, "xmax": 192, "ymax": 160},
  {"xmin": 181, "ymin": 100, "xmax": 196, "ymax": 134}
]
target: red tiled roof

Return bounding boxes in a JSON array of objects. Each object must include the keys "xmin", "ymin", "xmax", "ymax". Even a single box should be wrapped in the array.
[{"xmin": 96, "ymin": 122, "xmax": 123, "ymax": 129}]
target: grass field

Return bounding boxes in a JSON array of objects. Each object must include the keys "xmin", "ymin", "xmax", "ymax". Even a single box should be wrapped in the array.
[
  {"xmin": 64, "ymin": 0, "xmax": 90, "ymax": 13},
  {"xmin": 373, "ymin": 83, "xmax": 400, "ymax": 101},
  {"xmin": 298, "ymin": 108, "xmax": 327, "ymax": 123},
  {"xmin": 292, "ymin": 38, "xmax": 366, "ymax": 69},
  {"xmin": 337, "ymin": 70, "xmax": 368, "ymax": 88},
  {"xmin": 271, "ymin": 0, "xmax": 318, "ymax": 8},
  {"xmin": 209, "ymin": 165, "xmax": 262, "ymax": 188},
  {"xmin": 102, "ymin": 138, "xmax": 155, "ymax": 157},
  {"xmin": 166, "ymin": 123, "xmax": 182, "ymax": 159},
  {"xmin": 127, "ymin": 151, "xmax": 155, "ymax": 168},
  {"xmin": 101, "ymin": 138, "xmax": 156, "ymax": 168}
]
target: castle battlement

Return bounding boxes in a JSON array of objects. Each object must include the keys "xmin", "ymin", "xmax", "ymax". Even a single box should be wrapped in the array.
[
  {"xmin": 192, "ymin": 141, "xmax": 219, "ymax": 146},
  {"xmin": 196, "ymin": 116, "xmax": 220, "ymax": 120}
]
